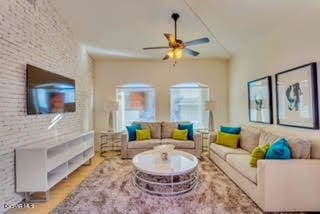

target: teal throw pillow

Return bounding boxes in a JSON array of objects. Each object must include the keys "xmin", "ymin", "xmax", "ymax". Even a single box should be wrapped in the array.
[
  {"xmin": 266, "ymin": 138, "xmax": 292, "ymax": 160},
  {"xmin": 220, "ymin": 126, "xmax": 241, "ymax": 135},
  {"xmin": 126, "ymin": 124, "xmax": 142, "ymax": 141},
  {"xmin": 178, "ymin": 123, "xmax": 194, "ymax": 140}
]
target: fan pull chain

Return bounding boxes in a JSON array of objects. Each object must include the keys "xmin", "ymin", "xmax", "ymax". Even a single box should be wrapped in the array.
[{"xmin": 173, "ymin": 60, "xmax": 177, "ymax": 67}]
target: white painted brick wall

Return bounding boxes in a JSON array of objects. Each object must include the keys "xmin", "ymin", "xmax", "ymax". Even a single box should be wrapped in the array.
[{"xmin": 0, "ymin": 0, "xmax": 94, "ymax": 211}]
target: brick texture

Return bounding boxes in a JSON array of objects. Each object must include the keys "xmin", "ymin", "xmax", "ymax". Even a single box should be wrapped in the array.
[{"xmin": 0, "ymin": 0, "xmax": 93, "ymax": 210}]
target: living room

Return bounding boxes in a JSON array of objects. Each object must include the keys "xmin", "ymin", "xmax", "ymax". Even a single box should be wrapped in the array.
[{"xmin": 1, "ymin": 0, "xmax": 320, "ymax": 213}]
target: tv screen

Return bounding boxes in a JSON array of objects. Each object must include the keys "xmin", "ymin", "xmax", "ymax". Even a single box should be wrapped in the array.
[{"xmin": 26, "ymin": 64, "xmax": 76, "ymax": 115}]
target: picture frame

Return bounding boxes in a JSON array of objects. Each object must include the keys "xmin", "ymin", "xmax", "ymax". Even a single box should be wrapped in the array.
[
  {"xmin": 275, "ymin": 62, "xmax": 319, "ymax": 129},
  {"xmin": 129, "ymin": 92, "xmax": 146, "ymax": 111},
  {"xmin": 247, "ymin": 76, "xmax": 273, "ymax": 124}
]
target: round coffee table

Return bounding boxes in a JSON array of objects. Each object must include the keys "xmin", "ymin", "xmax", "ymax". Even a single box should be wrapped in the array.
[{"xmin": 132, "ymin": 148, "xmax": 199, "ymax": 196}]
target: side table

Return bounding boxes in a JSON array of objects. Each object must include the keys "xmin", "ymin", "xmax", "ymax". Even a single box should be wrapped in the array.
[
  {"xmin": 197, "ymin": 129, "xmax": 210, "ymax": 151},
  {"xmin": 100, "ymin": 131, "xmax": 122, "ymax": 157}
]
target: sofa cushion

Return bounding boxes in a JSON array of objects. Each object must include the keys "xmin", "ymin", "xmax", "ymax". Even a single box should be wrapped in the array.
[
  {"xmin": 287, "ymin": 138, "xmax": 311, "ymax": 159},
  {"xmin": 161, "ymin": 122, "xmax": 179, "ymax": 139},
  {"xmin": 258, "ymin": 130, "xmax": 281, "ymax": 147},
  {"xmin": 210, "ymin": 143, "xmax": 249, "ymax": 160},
  {"xmin": 240, "ymin": 126, "xmax": 260, "ymax": 153},
  {"xmin": 127, "ymin": 139, "xmax": 161, "ymax": 149},
  {"xmin": 161, "ymin": 138, "xmax": 195, "ymax": 149},
  {"xmin": 133, "ymin": 122, "xmax": 162, "ymax": 139},
  {"xmin": 311, "ymin": 141, "xmax": 320, "ymax": 159},
  {"xmin": 226, "ymin": 154, "xmax": 257, "ymax": 184}
]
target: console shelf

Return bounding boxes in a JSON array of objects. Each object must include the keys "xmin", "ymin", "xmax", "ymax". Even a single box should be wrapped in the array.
[{"xmin": 15, "ymin": 131, "xmax": 94, "ymax": 201}]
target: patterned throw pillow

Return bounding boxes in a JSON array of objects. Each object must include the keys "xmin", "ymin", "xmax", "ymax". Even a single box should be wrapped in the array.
[{"xmin": 136, "ymin": 129, "xmax": 151, "ymax": 141}]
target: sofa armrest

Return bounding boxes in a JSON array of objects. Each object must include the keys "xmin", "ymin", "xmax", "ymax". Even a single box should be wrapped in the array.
[
  {"xmin": 121, "ymin": 133, "xmax": 129, "ymax": 159},
  {"xmin": 194, "ymin": 132, "xmax": 203, "ymax": 158},
  {"xmin": 257, "ymin": 159, "xmax": 320, "ymax": 211},
  {"xmin": 209, "ymin": 131, "xmax": 217, "ymax": 144}
]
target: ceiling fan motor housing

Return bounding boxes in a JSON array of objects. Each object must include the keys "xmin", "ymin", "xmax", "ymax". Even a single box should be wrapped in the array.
[{"xmin": 170, "ymin": 40, "xmax": 185, "ymax": 49}]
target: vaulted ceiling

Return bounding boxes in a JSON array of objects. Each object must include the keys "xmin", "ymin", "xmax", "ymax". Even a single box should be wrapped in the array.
[{"xmin": 52, "ymin": 0, "xmax": 318, "ymax": 59}]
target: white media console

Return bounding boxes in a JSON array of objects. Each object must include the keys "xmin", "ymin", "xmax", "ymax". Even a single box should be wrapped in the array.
[{"xmin": 15, "ymin": 131, "xmax": 95, "ymax": 201}]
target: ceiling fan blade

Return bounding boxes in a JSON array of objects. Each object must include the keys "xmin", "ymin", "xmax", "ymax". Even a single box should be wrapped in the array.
[
  {"xmin": 143, "ymin": 46, "xmax": 170, "ymax": 50},
  {"xmin": 163, "ymin": 54, "xmax": 170, "ymax": 60},
  {"xmin": 185, "ymin": 37, "xmax": 210, "ymax": 47},
  {"xmin": 185, "ymin": 48, "xmax": 200, "ymax": 56},
  {"xmin": 164, "ymin": 33, "xmax": 176, "ymax": 46}
]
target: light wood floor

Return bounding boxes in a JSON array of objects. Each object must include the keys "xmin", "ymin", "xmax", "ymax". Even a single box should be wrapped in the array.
[{"xmin": 8, "ymin": 152, "xmax": 115, "ymax": 214}]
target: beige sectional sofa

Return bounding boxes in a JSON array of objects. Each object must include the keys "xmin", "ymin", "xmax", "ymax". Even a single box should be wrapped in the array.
[
  {"xmin": 209, "ymin": 125, "xmax": 320, "ymax": 212},
  {"xmin": 121, "ymin": 122, "xmax": 203, "ymax": 159}
]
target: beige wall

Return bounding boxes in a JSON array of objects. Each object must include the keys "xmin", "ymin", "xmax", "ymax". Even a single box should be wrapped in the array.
[
  {"xmin": 94, "ymin": 59, "xmax": 229, "ymax": 132},
  {"xmin": 229, "ymin": 6, "xmax": 320, "ymax": 139}
]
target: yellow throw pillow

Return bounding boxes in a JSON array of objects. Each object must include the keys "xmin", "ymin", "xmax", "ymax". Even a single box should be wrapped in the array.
[
  {"xmin": 216, "ymin": 131, "xmax": 240, "ymax": 149},
  {"xmin": 172, "ymin": 129, "xmax": 188, "ymax": 141},
  {"xmin": 250, "ymin": 143, "xmax": 270, "ymax": 168},
  {"xmin": 136, "ymin": 129, "xmax": 151, "ymax": 141}
]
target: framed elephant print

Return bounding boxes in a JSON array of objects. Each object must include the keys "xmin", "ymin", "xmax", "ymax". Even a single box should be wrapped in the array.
[
  {"xmin": 275, "ymin": 62, "xmax": 319, "ymax": 129},
  {"xmin": 248, "ymin": 76, "xmax": 273, "ymax": 124}
]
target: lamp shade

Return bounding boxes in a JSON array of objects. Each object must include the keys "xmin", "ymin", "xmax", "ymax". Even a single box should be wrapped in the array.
[
  {"xmin": 104, "ymin": 101, "xmax": 119, "ymax": 112},
  {"xmin": 206, "ymin": 100, "xmax": 216, "ymax": 111}
]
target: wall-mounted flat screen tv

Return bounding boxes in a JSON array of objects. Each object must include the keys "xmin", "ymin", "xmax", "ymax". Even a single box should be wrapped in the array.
[{"xmin": 26, "ymin": 64, "xmax": 76, "ymax": 115}]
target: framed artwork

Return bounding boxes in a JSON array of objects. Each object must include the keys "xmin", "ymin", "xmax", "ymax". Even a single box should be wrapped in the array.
[
  {"xmin": 247, "ymin": 76, "xmax": 273, "ymax": 124},
  {"xmin": 275, "ymin": 62, "xmax": 319, "ymax": 129},
  {"xmin": 129, "ymin": 92, "xmax": 146, "ymax": 110}
]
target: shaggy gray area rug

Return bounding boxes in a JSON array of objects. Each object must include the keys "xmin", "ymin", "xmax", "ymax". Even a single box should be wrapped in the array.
[{"xmin": 52, "ymin": 156, "xmax": 262, "ymax": 214}]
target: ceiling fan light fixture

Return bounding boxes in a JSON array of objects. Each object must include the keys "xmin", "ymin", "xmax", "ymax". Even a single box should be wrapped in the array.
[
  {"xmin": 168, "ymin": 50, "xmax": 174, "ymax": 58},
  {"xmin": 174, "ymin": 48, "xmax": 183, "ymax": 59}
]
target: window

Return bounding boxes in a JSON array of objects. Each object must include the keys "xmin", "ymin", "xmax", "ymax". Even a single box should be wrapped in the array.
[
  {"xmin": 170, "ymin": 83, "xmax": 209, "ymax": 129},
  {"xmin": 116, "ymin": 84, "xmax": 156, "ymax": 130}
]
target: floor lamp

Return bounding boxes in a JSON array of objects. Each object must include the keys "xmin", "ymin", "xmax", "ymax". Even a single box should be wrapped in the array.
[
  {"xmin": 206, "ymin": 100, "xmax": 216, "ymax": 131},
  {"xmin": 104, "ymin": 101, "xmax": 119, "ymax": 132}
]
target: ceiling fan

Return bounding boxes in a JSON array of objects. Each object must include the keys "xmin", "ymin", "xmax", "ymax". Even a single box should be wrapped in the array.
[{"xmin": 143, "ymin": 13, "xmax": 210, "ymax": 60}]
